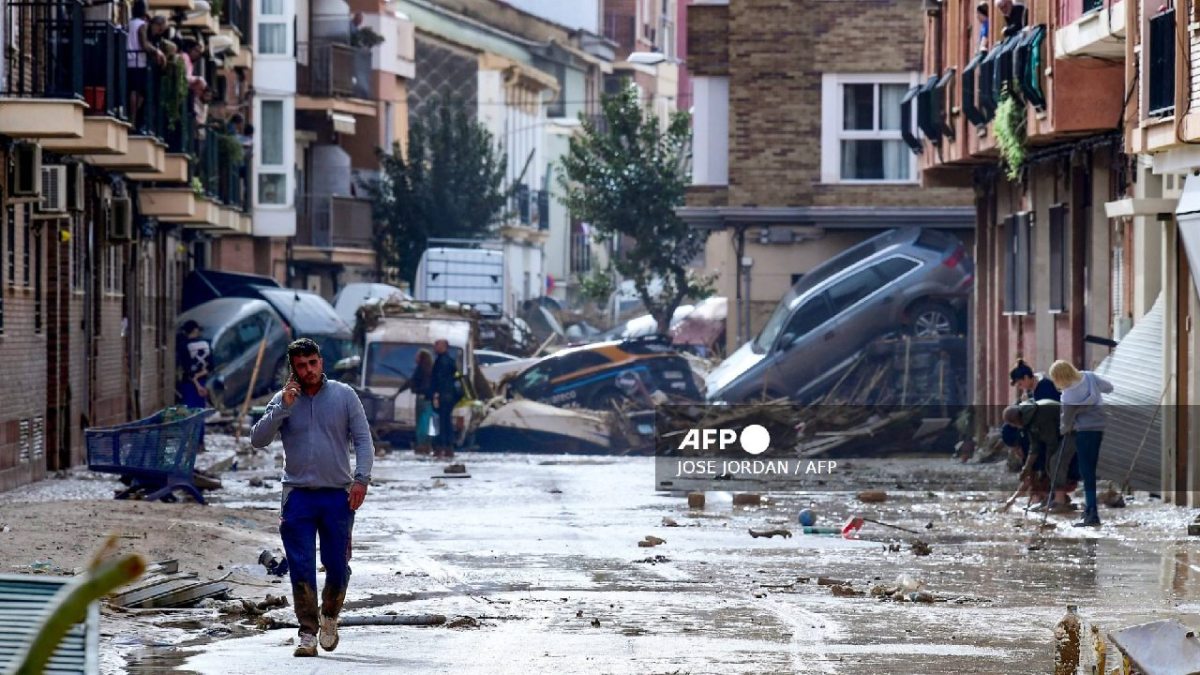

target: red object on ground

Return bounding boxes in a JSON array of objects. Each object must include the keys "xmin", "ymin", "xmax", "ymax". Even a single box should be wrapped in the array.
[{"xmin": 841, "ymin": 516, "xmax": 865, "ymax": 539}]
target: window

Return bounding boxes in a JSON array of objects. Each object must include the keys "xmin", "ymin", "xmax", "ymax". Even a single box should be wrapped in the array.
[
  {"xmin": 821, "ymin": 74, "xmax": 917, "ymax": 183},
  {"xmin": 1004, "ymin": 212, "xmax": 1033, "ymax": 314},
  {"xmin": 4, "ymin": 205, "xmax": 12, "ymax": 287},
  {"xmin": 872, "ymin": 257, "xmax": 920, "ymax": 284},
  {"xmin": 1148, "ymin": 8, "xmax": 1176, "ymax": 117},
  {"xmin": 22, "ymin": 220, "xmax": 29, "ymax": 287},
  {"xmin": 827, "ymin": 268, "xmax": 880, "ymax": 314},
  {"xmin": 1049, "ymin": 204, "xmax": 1068, "ymax": 313},
  {"xmin": 257, "ymin": 99, "xmax": 288, "ymax": 206},
  {"xmin": 257, "ymin": 0, "xmax": 288, "ymax": 55},
  {"xmin": 781, "ymin": 295, "xmax": 834, "ymax": 345}
]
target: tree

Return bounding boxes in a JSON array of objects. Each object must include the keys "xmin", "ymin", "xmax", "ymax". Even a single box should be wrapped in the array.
[
  {"xmin": 365, "ymin": 98, "xmax": 509, "ymax": 286},
  {"xmin": 558, "ymin": 85, "xmax": 711, "ymax": 334}
]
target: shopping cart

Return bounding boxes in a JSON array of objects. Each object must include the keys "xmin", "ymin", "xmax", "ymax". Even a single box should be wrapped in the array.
[{"xmin": 85, "ymin": 407, "xmax": 211, "ymax": 505}]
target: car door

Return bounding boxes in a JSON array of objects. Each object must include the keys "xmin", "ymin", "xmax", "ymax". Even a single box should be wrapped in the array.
[
  {"xmin": 825, "ymin": 265, "xmax": 893, "ymax": 352},
  {"xmin": 211, "ymin": 324, "xmax": 247, "ymax": 406},
  {"xmin": 769, "ymin": 292, "xmax": 836, "ymax": 394}
]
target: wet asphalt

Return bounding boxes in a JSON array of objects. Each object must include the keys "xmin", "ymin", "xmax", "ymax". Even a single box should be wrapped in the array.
[{"xmin": 122, "ymin": 451, "xmax": 1200, "ymax": 674}]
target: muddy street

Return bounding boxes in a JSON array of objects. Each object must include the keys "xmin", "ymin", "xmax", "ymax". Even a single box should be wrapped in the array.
[{"xmin": 90, "ymin": 449, "xmax": 1200, "ymax": 674}]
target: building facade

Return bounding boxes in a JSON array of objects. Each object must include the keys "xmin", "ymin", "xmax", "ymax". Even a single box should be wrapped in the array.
[
  {"xmin": 0, "ymin": 0, "xmax": 257, "ymax": 489},
  {"xmin": 680, "ymin": 0, "xmax": 974, "ymax": 355}
]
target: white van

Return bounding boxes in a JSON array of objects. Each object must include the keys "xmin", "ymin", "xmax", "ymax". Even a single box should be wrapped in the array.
[{"xmin": 360, "ymin": 309, "xmax": 478, "ymax": 447}]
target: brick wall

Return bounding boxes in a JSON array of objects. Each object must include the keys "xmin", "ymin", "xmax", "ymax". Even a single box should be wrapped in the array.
[
  {"xmin": 687, "ymin": 0, "xmax": 971, "ymax": 211},
  {"xmin": 211, "ymin": 235, "xmax": 258, "ymax": 274}
]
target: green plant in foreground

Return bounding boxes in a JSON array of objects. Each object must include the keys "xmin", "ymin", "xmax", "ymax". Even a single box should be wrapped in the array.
[{"xmin": 994, "ymin": 93, "xmax": 1027, "ymax": 182}]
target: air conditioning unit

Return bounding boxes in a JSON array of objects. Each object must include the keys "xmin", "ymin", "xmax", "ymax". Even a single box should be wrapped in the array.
[
  {"xmin": 11, "ymin": 143, "xmax": 42, "ymax": 198},
  {"xmin": 109, "ymin": 196, "xmax": 133, "ymax": 242},
  {"xmin": 67, "ymin": 163, "xmax": 85, "ymax": 213},
  {"xmin": 36, "ymin": 166, "xmax": 68, "ymax": 216}
]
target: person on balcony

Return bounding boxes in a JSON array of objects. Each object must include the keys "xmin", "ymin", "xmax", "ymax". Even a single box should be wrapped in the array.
[
  {"xmin": 994, "ymin": 0, "xmax": 1027, "ymax": 39},
  {"xmin": 977, "ymin": 1, "xmax": 989, "ymax": 50},
  {"xmin": 127, "ymin": 2, "xmax": 167, "ymax": 131}
]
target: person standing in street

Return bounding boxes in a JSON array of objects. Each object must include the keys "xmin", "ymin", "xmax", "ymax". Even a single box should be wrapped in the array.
[
  {"xmin": 429, "ymin": 339, "xmax": 460, "ymax": 458},
  {"xmin": 177, "ymin": 320, "xmax": 211, "ymax": 410},
  {"xmin": 251, "ymin": 338, "xmax": 374, "ymax": 657},
  {"xmin": 402, "ymin": 349, "xmax": 435, "ymax": 455},
  {"xmin": 1048, "ymin": 360, "xmax": 1113, "ymax": 528}
]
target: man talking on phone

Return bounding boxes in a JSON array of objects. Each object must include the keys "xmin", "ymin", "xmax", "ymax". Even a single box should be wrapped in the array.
[{"xmin": 251, "ymin": 338, "xmax": 373, "ymax": 658}]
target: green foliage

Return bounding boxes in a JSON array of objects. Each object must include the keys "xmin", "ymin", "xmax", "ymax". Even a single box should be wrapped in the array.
[
  {"xmin": 161, "ymin": 59, "xmax": 187, "ymax": 132},
  {"xmin": 217, "ymin": 131, "xmax": 244, "ymax": 166},
  {"xmin": 558, "ymin": 84, "xmax": 706, "ymax": 334},
  {"xmin": 577, "ymin": 266, "xmax": 616, "ymax": 305},
  {"xmin": 363, "ymin": 98, "xmax": 509, "ymax": 287},
  {"xmin": 994, "ymin": 93, "xmax": 1027, "ymax": 182},
  {"xmin": 351, "ymin": 27, "xmax": 386, "ymax": 49},
  {"xmin": 190, "ymin": 176, "xmax": 204, "ymax": 196},
  {"xmin": 209, "ymin": 0, "xmax": 223, "ymax": 17}
]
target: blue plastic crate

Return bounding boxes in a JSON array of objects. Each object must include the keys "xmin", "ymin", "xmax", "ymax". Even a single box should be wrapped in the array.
[{"xmin": 85, "ymin": 408, "xmax": 210, "ymax": 503}]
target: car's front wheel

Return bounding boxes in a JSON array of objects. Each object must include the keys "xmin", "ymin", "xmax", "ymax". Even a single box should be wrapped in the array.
[{"xmin": 908, "ymin": 301, "xmax": 958, "ymax": 337}]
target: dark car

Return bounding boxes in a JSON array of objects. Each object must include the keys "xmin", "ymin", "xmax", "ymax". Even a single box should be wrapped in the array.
[
  {"xmin": 254, "ymin": 288, "xmax": 358, "ymax": 387},
  {"xmin": 707, "ymin": 227, "xmax": 973, "ymax": 403},
  {"xmin": 506, "ymin": 336, "xmax": 701, "ymax": 409},
  {"xmin": 176, "ymin": 298, "xmax": 290, "ymax": 410}
]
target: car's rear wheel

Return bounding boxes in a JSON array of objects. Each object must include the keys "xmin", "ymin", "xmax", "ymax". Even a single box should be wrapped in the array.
[{"xmin": 909, "ymin": 301, "xmax": 958, "ymax": 337}]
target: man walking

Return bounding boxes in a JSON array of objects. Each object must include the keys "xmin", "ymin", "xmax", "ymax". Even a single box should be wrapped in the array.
[
  {"xmin": 251, "ymin": 338, "xmax": 374, "ymax": 657},
  {"xmin": 177, "ymin": 320, "xmax": 211, "ymax": 410},
  {"xmin": 429, "ymin": 339, "xmax": 460, "ymax": 458}
]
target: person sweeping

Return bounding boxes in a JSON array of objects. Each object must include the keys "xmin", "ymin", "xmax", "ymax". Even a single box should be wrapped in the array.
[{"xmin": 1048, "ymin": 360, "xmax": 1112, "ymax": 528}]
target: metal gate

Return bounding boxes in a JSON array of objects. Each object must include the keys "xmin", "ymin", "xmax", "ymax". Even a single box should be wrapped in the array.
[{"xmin": 1095, "ymin": 294, "xmax": 1164, "ymax": 492}]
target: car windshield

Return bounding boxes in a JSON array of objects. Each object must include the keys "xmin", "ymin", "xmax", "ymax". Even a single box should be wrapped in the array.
[
  {"xmin": 366, "ymin": 342, "xmax": 463, "ymax": 387},
  {"xmin": 753, "ymin": 290, "xmax": 800, "ymax": 353}
]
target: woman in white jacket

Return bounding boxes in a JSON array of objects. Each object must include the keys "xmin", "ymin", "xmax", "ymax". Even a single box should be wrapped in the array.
[{"xmin": 1048, "ymin": 360, "xmax": 1114, "ymax": 527}]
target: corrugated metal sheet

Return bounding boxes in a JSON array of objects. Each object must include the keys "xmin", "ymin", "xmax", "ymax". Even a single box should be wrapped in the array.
[
  {"xmin": 1095, "ymin": 294, "xmax": 1165, "ymax": 492},
  {"xmin": 0, "ymin": 574, "xmax": 98, "ymax": 674}
]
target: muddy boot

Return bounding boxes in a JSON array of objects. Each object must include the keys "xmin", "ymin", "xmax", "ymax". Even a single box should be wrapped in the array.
[
  {"xmin": 293, "ymin": 633, "xmax": 318, "ymax": 657},
  {"xmin": 292, "ymin": 583, "xmax": 320, "ymax": 640},
  {"xmin": 319, "ymin": 585, "xmax": 348, "ymax": 652},
  {"xmin": 414, "ymin": 443, "xmax": 432, "ymax": 456}
]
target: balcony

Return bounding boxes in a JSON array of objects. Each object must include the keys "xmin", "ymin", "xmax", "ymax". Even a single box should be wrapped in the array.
[
  {"xmin": 0, "ymin": 0, "xmax": 87, "ymax": 139},
  {"xmin": 43, "ymin": 21, "xmax": 130, "ymax": 154},
  {"xmin": 297, "ymin": 41, "xmax": 373, "ymax": 115},
  {"xmin": 510, "ymin": 184, "xmax": 550, "ymax": 230},
  {"xmin": 1057, "ymin": 0, "xmax": 1126, "ymax": 60},
  {"xmin": 570, "ymin": 231, "xmax": 592, "ymax": 275},
  {"xmin": 294, "ymin": 195, "xmax": 376, "ymax": 265},
  {"xmin": 195, "ymin": 129, "xmax": 250, "ymax": 212},
  {"xmin": 219, "ymin": 0, "xmax": 250, "ymax": 41}
]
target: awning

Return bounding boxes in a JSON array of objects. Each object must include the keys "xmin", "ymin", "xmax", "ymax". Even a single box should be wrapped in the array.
[{"xmin": 329, "ymin": 112, "xmax": 356, "ymax": 135}]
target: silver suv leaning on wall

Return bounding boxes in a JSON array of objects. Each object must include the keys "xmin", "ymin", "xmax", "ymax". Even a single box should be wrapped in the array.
[{"xmin": 706, "ymin": 227, "xmax": 973, "ymax": 403}]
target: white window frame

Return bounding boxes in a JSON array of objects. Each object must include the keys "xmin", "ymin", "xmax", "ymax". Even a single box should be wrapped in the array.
[
  {"xmin": 255, "ymin": 0, "xmax": 291, "ymax": 57},
  {"xmin": 820, "ymin": 72, "xmax": 920, "ymax": 185},
  {"xmin": 254, "ymin": 97, "xmax": 293, "ymax": 208}
]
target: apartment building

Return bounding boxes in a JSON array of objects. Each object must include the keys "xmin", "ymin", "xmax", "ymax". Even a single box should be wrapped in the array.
[
  {"xmin": 679, "ymin": 0, "xmax": 974, "ymax": 355},
  {"xmin": 0, "ymin": 0, "xmax": 256, "ymax": 489}
]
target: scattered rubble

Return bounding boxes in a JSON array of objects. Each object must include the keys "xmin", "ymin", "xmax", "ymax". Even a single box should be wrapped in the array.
[
  {"xmin": 856, "ymin": 490, "xmax": 888, "ymax": 504},
  {"xmin": 687, "ymin": 493, "xmax": 705, "ymax": 509},
  {"xmin": 444, "ymin": 464, "xmax": 467, "ymax": 475},
  {"xmin": 732, "ymin": 493, "xmax": 763, "ymax": 507},
  {"xmin": 661, "ymin": 517, "xmax": 679, "ymax": 527},
  {"xmin": 748, "ymin": 528, "xmax": 792, "ymax": 539},
  {"xmin": 446, "ymin": 615, "xmax": 480, "ymax": 629},
  {"xmin": 258, "ymin": 550, "xmax": 288, "ymax": 577},
  {"xmin": 910, "ymin": 540, "xmax": 933, "ymax": 557},
  {"xmin": 634, "ymin": 555, "xmax": 670, "ymax": 565},
  {"xmin": 829, "ymin": 584, "xmax": 863, "ymax": 597}
]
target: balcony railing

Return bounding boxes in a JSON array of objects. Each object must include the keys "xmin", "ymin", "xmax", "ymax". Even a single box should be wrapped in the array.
[
  {"xmin": 81, "ymin": 22, "xmax": 127, "ymax": 119},
  {"xmin": 194, "ymin": 129, "xmax": 249, "ymax": 210},
  {"xmin": 1147, "ymin": 9, "xmax": 1175, "ymax": 117},
  {"xmin": 296, "ymin": 195, "xmax": 375, "ymax": 249},
  {"xmin": 510, "ymin": 184, "xmax": 550, "ymax": 230},
  {"xmin": 1, "ymin": 0, "xmax": 84, "ymax": 99},
  {"xmin": 220, "ymin": 0, "xmax": 251, "ymax": 42},
  {"xmin": 297, "ymin": 41, "xmax": 372, "ymax": 99},
  {"xmin": 570, "ymin": 231, "xmax": 592, "ymax": 274}
]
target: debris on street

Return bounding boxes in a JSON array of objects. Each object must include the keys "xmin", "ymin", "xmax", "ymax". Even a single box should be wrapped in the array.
[
  {"xmin": 637, "ymin": 535, "xmax": 666, "ymax": 548},
  {"xmin": 748, "ymin": 528, "xmax": 792, "ymax": 539}
]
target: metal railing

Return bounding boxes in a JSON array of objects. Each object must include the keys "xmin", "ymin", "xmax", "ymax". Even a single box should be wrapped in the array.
[
  {"xmin": 296, "ymin": 195, "xmax": 374, "ymax": 249},
  {"xmin": 220, "ymin": 0, "xmax": 251, "ymax": 42},
  {"xmin": 297, "ymin": 41, "xmax": 372, "ymax": 99},
  {"xmin": 570, "ymin": 232, "xmax": 592, "ymax": 274},
  {"xmin": 1147, "ymin": 9, "xmax": 1175, "ymax": 117},
  {"xmin": 127, "ymin": 49, "xmax": 163, "ymax": 137},
  {"xmin": 194, "ymin": 129, "xmax": 248, "ymax": 209},
  {"xmin": 82, "ymin": 21, "xmax": 127, "ymax": 119},
  {"xmin": 1, "ymin": 0, "xmax": 84, "ymax": 99},
  {"xmin": 509, "ymin": 184, "xmax": 550, "ymax": 230}
]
